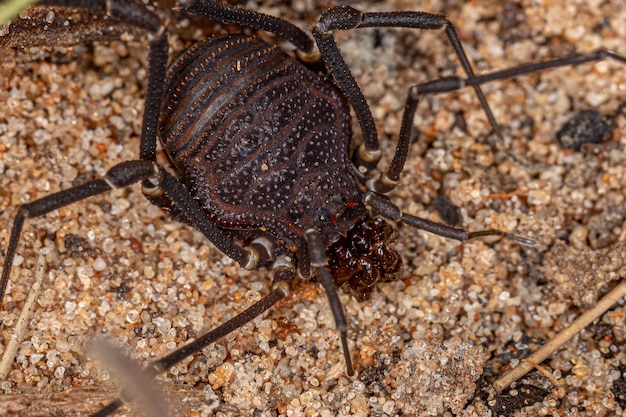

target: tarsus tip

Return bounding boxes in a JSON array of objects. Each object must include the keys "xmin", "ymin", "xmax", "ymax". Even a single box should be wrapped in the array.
[{"xmin": 509, "ymin": 234, "xmax": 538, "ymax": 246}]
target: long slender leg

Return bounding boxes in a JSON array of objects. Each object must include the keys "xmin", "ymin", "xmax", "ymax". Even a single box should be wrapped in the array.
[
  {"xmin": 368, "ymin": 48, "xmax": 626, "ymax": 193},
  {"xmin": 91, "ymin": 267, "xmax": 293, "ymax": 417},
  {"xmin": 414, "ymin": 49, "xmax": 626, "ymax": 95},
  {"xmin": 312, "ymin": 6, "xmax": 626, "ymax": 191},
  {"xmin": 181, "ymin": 0, "xmax": 315, "ymax": 54},
  {"xmin": 303, "ymin": 229, "xmax": 354, "ymax": 377},
  {"xmin": 312, "ymin": 6, "xmax": 502, "ymax": 175},
  {"xmin": 0, "ymin": 161, "xmax": 155, "ymax": 305},
  {"xmin": 0, "ymin": 161, "xmax": 266, "ymax": 306},
  {"xmin": 365, "ymin": 192, "xmax": 537, "ymax": 246}
]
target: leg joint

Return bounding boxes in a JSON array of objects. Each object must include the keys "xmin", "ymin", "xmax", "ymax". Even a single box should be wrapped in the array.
[
  {"xmin": 105, "ymin": 160, "xmax": 159, "ymax": 189},
  {"xmin": 315, "ymin": 6, "xmax": 363, "ymax": 33}
]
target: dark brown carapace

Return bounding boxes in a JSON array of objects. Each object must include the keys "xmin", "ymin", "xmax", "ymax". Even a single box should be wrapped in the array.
[{"xmin": 157, "ymin": 33, "xmax": 367, "ymax": 252}]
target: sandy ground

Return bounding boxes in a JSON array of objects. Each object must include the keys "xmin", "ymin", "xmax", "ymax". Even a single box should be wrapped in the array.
[{"xmin": 0, "ymin": 0, "xmax": 625, "ymax": 416}]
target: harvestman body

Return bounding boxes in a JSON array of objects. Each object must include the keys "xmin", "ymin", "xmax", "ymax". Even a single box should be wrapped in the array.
[{"xmin": 0, "ymin": 1, "xmax": 624, "ymax": 415}]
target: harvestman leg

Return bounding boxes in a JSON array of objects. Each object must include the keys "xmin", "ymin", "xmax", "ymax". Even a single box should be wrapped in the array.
[
  {"xmin": 312, "ymin": 5, "xmax": 626, "ymax": 242},
  {"xmin": 91, "ymin": 267, "xmax": 294, "ymax": 417},
  {"xmin": 312, "ymin": 6, "xmax": 505, "ymax": 174},
  {"xmin": 0, "ymin": 159, "xmax": 268, "ymax": 304},
  {"xmin": 180, "ymin": 0, "xmax": 316, "ymax": 53},
  {"xmin": 0, "ymin": 3, "xmax": 156, "ymax": 292},
  {"xmin": 382, "ymin": 49, "xmax": 626, "ymax": 189},
  {"xmin": 312, "ymin": 6, "xmax": 626, "ymax": 179},
  {"xmin": 367, "ymin": 49, "xmax": 626, "ymax": 241},
  {"xmin": 92, "ymin": 231, "xmax": 347, "ymax": 417}
]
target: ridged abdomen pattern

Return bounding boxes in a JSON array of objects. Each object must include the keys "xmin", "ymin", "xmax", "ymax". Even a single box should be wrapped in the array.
[{"xmin": 159, "ymin": 34, "xmax": 365, "ymax": 249}]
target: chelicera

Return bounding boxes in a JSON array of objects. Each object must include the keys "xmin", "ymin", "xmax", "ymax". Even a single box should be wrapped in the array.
[{"xmin": 1, "ymin": 1, "xmax": 625, "ymax": 415}]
